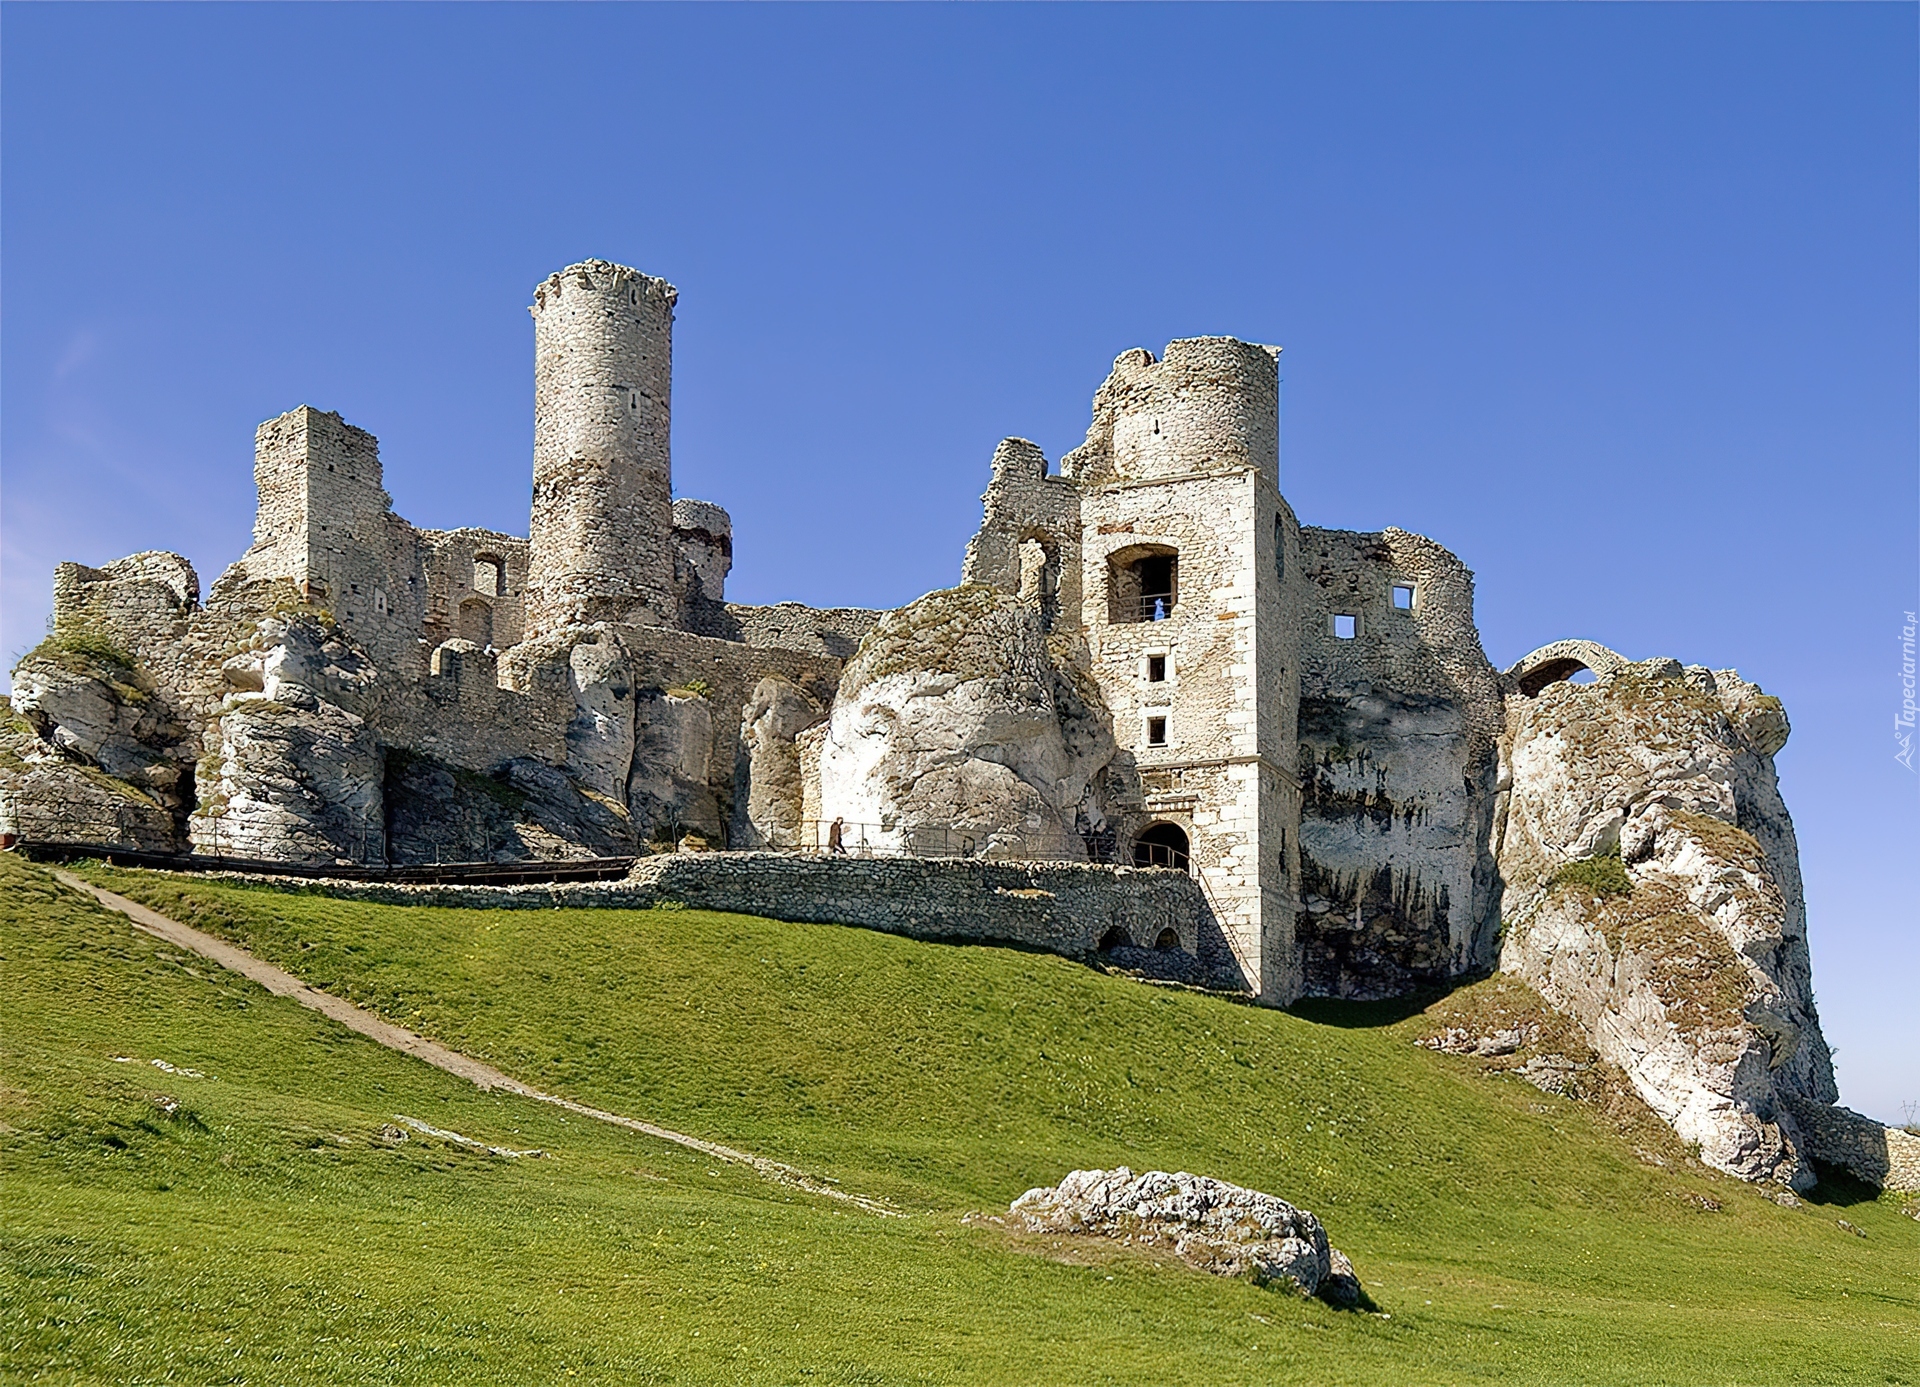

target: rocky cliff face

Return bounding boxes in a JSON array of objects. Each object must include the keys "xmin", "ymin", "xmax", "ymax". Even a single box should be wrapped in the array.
[
  {"xmin": 4, "ymin": 628, "xmax": 196, "ymax": 852},
  {"xmin": 733, "ymin": 675, "xmax": 826, "ymax": 850},
  {"xmin": 1496, "ymin": 659, "xmax": 1836, "ymax": 1188},
  {"xmin": 814, "ymin": 587, "xmax": 1124, "ymax": 858},
  {"xmin": 192, "ymin": 614, "xmax": 385, "ymax": 863}
]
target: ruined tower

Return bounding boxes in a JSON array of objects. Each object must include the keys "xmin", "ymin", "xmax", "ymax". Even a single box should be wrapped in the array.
[{"xmin": 525, "ymin": 259, "xmax": 678, "ymax": 632}]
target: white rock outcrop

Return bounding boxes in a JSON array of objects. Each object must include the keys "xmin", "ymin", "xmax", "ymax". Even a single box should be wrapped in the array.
[
  {"xmin": 193, "ymin": 614, "xmax": 386, "ymax": 863},
  {"xmin": 629, "ymin": 686, "xmax": 719, "ymax": 843},
  {"xmin": 192, "ymin": 690, "xmax": 384, "ymax": 864},
  {"xmin": 1498, "ymin": 659, "xmax": 1837, "ymax": 1188},
  {"xmin": 814, "ymin": 587, "xmax": 1122, "ymax": 857},
  {"xmin": 733, "ymin": 674, "xmax": 826, "ymax": 850},
  {"xmin": 1010, "ymin": 1167, "xmax": 1358, "ymax": 1302}
]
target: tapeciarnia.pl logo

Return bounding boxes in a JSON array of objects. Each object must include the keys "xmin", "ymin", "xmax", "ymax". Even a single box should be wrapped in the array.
[{"xmin": 1898, "ymin": 610, "xmax": 1916, "ymax": 771}]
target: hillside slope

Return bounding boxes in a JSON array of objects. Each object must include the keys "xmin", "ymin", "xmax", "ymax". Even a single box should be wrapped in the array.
[{"xmin": 3, "ymin": 856, "xmax": 1915, "ymax": 1384}]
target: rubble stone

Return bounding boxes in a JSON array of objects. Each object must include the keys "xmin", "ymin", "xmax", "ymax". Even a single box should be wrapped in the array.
[{"xmin": 1010, "ymin": 1167, "xmax": 1352, "ymax": 1300}]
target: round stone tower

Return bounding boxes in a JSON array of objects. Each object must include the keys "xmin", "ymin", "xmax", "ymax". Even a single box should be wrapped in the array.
[
  {"xmin": 1066, "ymin": 337, "xmax": 1280, "ymax": 487},
  {"xmin": 525, "ymin": 259, "xmax": 678, "ymax": 632}
]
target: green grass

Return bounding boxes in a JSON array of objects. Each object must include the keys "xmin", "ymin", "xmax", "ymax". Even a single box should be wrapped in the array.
[
  {"xmin": 1547, "ymin": 851, "xmax": 1634, "ymax": 900},
  {"xmin": 13, "ymin": 626, "xmax": 150, "ymax": 706},
  {"xmin": 3, "ymin": 856, "xmax": 1915, "ymax": 1384}
]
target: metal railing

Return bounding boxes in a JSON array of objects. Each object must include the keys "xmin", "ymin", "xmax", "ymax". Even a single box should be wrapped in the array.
[
  {"xmin": 1129, "ymin": 593, "xmax": 1177, "ymax": 623},
  {"xmin": 796, "ymin": 819, "xmax": 1107, "ymax": 863},
  {"xmin": 1130, "ymin": 840, "xmax": 1191, "ymax": 872}
]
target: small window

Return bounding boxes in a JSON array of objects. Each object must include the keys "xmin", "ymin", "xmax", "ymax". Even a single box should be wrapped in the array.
[
  {"xmin": 1147, "ymin": 716, "xmax": 1168, "ymax": 746},
  {"xmin": 1393, "ymin": 584, "xmax": 1415, "ymax": 610},
  {"xmin": 1275, "ymin": 517, "xmax": 1286, "ymax": 582},
  {"xmin": 1146, "ymin": 654, "xmax": 1167, "ymax": 683},
  {"xmin": 1333, "ymin": 614, "xmax": 1358, "ymax": 640},
  {"xmin": 473, "ymin": 556, "xmax": 504, "ymax": 598}
]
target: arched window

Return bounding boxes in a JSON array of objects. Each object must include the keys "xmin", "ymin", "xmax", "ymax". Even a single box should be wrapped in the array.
[
  {"xmin": 1098, "ymin": 927, "xmax": 1135, "ymax": 953},
  {"xmin": 1017, "ymin": 535, "xmax": 1062, "ymax": 630},
  {"xmin": 1132, "ymin": 822, "xmax": 1190, "ymax": 872},
  {"xmin": 473, "ymin": 554, "xmax": 504, "ymax": 598},
  {"xmin": 1107, "ymin": 544, "xmax": 1178, "ymax": 624},
  {"xmin": 1154, "ymin": 927, "xmax": 1181, "ymax": 952}
]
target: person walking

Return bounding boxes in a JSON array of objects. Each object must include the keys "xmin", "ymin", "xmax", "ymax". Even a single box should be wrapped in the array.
[{"xmin": 828, "ymin": 816, "xmax": 847, "ymax": 855}]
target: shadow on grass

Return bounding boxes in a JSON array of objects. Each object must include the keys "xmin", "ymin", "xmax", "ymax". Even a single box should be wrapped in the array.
[
  {"xmin": 1285, "ymin": 972, "xmax": 1499, "ymax": 1029},
  {"xmin": 1287, "ymin": 990, "xmax": 1445, "ymax": 1029}
]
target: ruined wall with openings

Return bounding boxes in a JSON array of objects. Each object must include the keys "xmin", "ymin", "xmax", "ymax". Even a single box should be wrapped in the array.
[{"xmin": 1293, "ymin": 526, "xmax": 1506, "ymax": 998}]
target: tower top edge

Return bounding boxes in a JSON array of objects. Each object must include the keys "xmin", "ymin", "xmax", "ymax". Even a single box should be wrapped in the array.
[{"xmin": 532, "ymin": 259, "xmax": 678, "ymax": 311}]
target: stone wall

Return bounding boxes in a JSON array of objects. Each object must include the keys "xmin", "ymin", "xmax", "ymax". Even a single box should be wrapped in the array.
[
  {"xmin": 1293, "ymin": 526, "xmax": 1506, "ymax": 997},
  {"xmin": 193, "ymin": 852, "xmax": 1247, "ymax": 991},
  {"xmin": 241, "ymin": 407, "xmax": 430, "ymax": 679},
  {"xmin": 1782, "ymin": 1095, "xmax": 1920, "ymax": 1193},
  {"xmin": 960, "ymin": 437, "xmax": 1083, "ymax": 632},
  {"xmin": 684, "ymin": 602, "xmax": 882, "ymax": 660},
  {"xmin": 420, "ymin": 527, "xmax": 529, "ymax": 651}
]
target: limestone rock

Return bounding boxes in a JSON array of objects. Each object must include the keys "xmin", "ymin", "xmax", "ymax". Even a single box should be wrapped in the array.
[
  {"xmin": 732, "ymin": 674, "xmax": 825, "ymax": 850},
  {"xmin": 10, "ymin": 637, "xmax": 193, "ymax": 807},
  {"xmin": 1498, "ymin": 659, "xmax": 1836, "ymax": 1188},
  {"xmin": 815, "ymin": 587, "xmax": 1121, "ymax": 857},
  {"xmin": 384, "ymin": 750, "xmax": 639, "ymax": 863},
  {"xmin": 628, "ymin": 686, "xmax": 720, "ymax": 844},
  {"xmin": 219, "ymin": 613, "xmax": 379, "ymax": 713},
  {"xmin": 192, "ymin": 688, "xmax": 384, "ymax": 864},
  {"xmin": 1010, "ymin": 1167, "xmax": 1352, "ymax": 1299},
  {"xmin": 0, "ymin": 713, "xmax": 180, "ymax": 852},
  {"xmin": 563, "ymin": 631, "xmax": 636, "ymax": 803}
]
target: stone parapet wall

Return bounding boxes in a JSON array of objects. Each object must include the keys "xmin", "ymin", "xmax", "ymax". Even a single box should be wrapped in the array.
[
  {"xmin": 188, "ymin": 853, "xmax": 1248, "ymax": 992},
  {"xmin": 703, "ymin": 602, "xmax": 885, "ymax": 659}
]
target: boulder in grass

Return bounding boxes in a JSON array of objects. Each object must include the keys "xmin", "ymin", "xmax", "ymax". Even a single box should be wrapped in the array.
[{"xmin": 1010, "ymin": 1167, "xmax": 1357, "ymax": 1302}]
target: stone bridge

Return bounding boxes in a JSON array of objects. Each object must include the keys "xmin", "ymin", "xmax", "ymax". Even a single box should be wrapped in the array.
[{"xmin": 1506, "ymin": 639, "xmax": 1629, "ymax": 696}]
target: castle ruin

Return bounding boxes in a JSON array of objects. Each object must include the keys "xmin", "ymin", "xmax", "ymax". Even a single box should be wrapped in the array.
[{"xmin": 13, "ymin": 258, "xmax": 1904, "ymax": 1192}]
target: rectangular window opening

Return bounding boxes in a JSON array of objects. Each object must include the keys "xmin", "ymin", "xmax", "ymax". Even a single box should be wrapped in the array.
[
  {"xmin": 1333, "ymin": 614, "xmax": 1358, "ymax": 640},
  {"xmin": 1146, "ymin": 654, "xmax": 1167, "ymax": 683},
  {"xmin": 1393, "ymin": 584, "xmax": 1415, "ymax": 610},
  {"xmin": 1146, "ymin": 716, "xmax": 1168, "ymax": 746}
]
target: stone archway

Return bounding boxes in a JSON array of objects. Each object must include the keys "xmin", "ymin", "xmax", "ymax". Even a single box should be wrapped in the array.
[
  {"xmin": 1132, "ymin": 821, "xmax": 1191, "ymax": 872},
  {"xmin": 1508, "ymin": 639, "xmax": 1628, "ymax": 696}
]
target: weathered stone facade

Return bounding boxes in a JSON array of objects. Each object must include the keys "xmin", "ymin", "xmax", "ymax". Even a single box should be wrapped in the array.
[{"xmin": 6, "ymin": 257, "xmax": 1877, "ymax": 1185}]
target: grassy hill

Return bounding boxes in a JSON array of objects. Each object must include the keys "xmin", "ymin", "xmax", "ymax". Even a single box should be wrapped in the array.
[{"xmin": 3, "ymin": 854, "xmax": 1915, "ymax": 1384}]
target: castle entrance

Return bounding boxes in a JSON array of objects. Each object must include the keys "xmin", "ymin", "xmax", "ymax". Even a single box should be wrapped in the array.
[{"xmin": 1132, "ymin": 821, "xmax": 1190, "ymax": 873}]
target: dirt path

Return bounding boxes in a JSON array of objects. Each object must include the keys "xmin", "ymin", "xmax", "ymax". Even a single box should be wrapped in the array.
[{"xmin": 54, "ymin": 869, "xmax": 899, "ymax": 1217}]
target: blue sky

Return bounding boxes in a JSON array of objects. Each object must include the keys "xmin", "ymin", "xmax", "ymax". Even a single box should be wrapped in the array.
[{"xmin": 3, "ymin": 3, "xmax": 1914, "ymax": 1121}]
